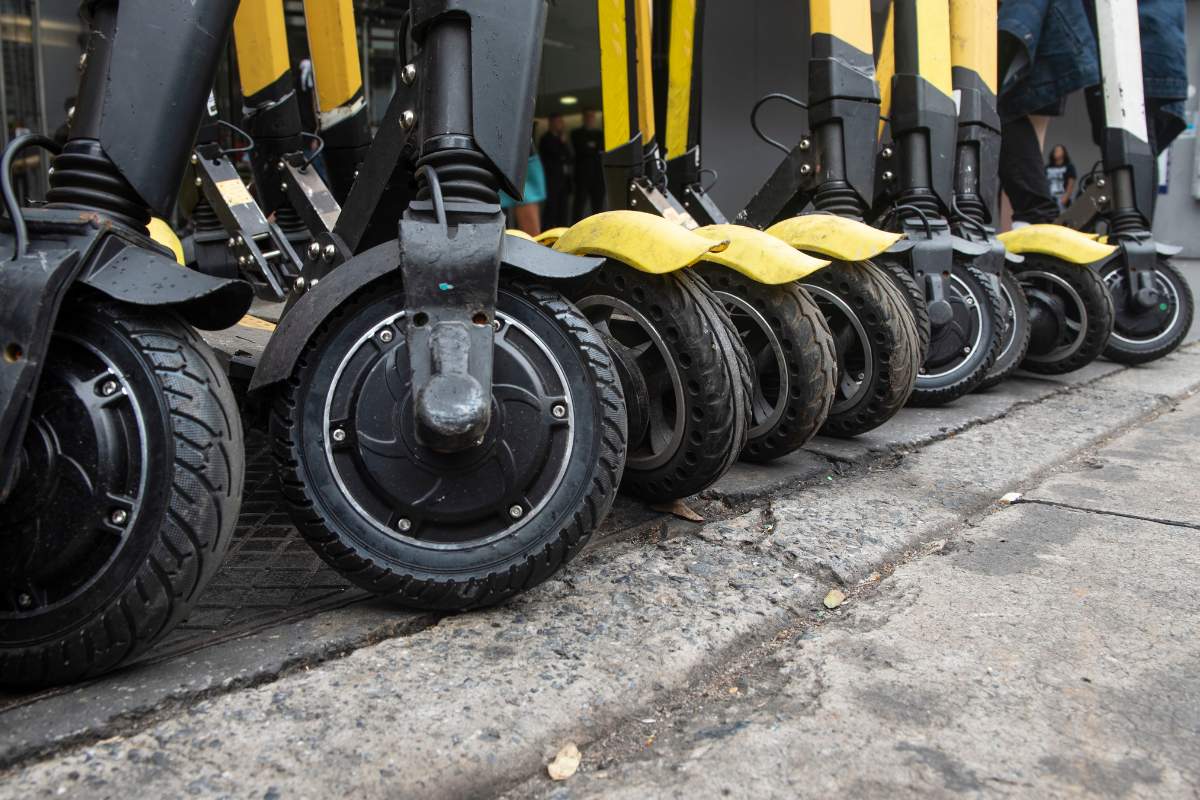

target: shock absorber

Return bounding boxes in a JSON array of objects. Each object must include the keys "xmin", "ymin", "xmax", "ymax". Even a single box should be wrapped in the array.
[{"xmin": 47, "ymin": 140, "xmax": 150, "ymax": 232}]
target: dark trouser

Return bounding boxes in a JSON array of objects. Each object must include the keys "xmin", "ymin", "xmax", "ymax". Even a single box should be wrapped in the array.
[
  {"xmin": 572, "ymin": 174, "xmax": 606, "ymax": 222},
  {"xmin": 999, "ymin": 116, "xmax": 1059, "ymax": 225},
  {"xmin": 543, "ymin": 174, "xmax": 569, "ymax": 228}
]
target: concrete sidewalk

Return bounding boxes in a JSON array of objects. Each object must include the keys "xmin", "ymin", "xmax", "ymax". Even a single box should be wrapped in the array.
[
  {"xmin": 504, "ymin": 391, "xmax": 1200, "ymax": 799},
  {"xmin": 1, "ymin": 340, "xmax": 1198, "ymax": 798}
]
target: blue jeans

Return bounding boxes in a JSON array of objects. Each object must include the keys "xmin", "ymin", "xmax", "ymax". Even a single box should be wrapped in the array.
[{"xmin": 998, "ymin": 0, "xmax": 1099, "ymax": 122}]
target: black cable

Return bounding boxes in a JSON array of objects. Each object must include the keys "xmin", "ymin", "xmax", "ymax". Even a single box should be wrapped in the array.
[
  {"xmin": 697, "ymin": 167, "xmax": 719, "ymax": 194},
  {"xmin": 892, "ymin": 202, "xmax": 933, "ymax": 238},
  {"xmin": 950, "ymin": 198, "xmax": 988, "ymax": 238},
  {"xmin": 300, "ymin": 131, "xmax": 326, "ymax": 171},
  {"xmin": 416, "ymin": 164, "xmax": 447, "ymax": 229},
  {"xmin": 217, "ymin": 120, "xmax": 255, "ymax": 157},
  {"xmin": 2, "ymin": 134, "xmax": 62, "ymax": 260},
  {"xmin": 750, "ymin": 93, "xmax": 808, "ymax": 157}
]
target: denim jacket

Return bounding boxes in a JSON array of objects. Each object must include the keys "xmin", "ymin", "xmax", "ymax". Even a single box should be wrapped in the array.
[
  {"xmin": 998, "ymin": 0, "xmax": 1099, "ymax": 122},
  {"xmin": 999, "ymin": 0, "xmax": 1188, "ymax": 127}
]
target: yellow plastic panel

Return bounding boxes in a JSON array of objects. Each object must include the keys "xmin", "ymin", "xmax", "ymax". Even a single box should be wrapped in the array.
[
  {"xmin": 597, "ymin": 0, "xmax": 632, "ymax": 150},
  {"xmin": 810, "ymin": 0, "xmax": 873, "ymax": 55},
  {"xmin": 998, "ymin": 225, "xmax": 1118, "ymax": 265},
  {"xmin": 233, "ymin": 0, "xmax": 291, "ymax": 97},
  {"xmin": 694, "ymin": 225, "xmax": 830, "ymax": 283},
  {"xmin": 303, "ymin": 0, "xmax": 363, "ymax": 111},
  {"xmin": 551, "ymin": 210, "xmax": 725, "ymax": 273},
  {"xmin": 915, "ymin": 0, "xmax": 953, "ymax": 98},
  {"xmin": 948, "ymin": 0, "xmax": 996, "ymax": 93},
  {"xmin": 535, "ymin": 227, "xmax": 569, "ymax": 245},
  {"xmin": 148, "ymin": 217, "xmax": 184, "ymax": 265},
  {"xmin": 665, "ymin": 0, "xmax": 697, "ymax": 158},
  {"xmin": 766, "ymin": 215, "xmax": 903, "ymax": 262}
]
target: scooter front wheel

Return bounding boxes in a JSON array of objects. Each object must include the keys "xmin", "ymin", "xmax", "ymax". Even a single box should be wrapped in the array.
[
  {"xmin": 801, "ymin": 260, "xmax": 921, "ymax": 437},
  {"xmin": 0, "ymin": 298, "xmax": 243, "ymax": 687},
  {"xmin": 693, "ymin": 263, "xmax": 836, "ymax": 462},
  {"xmin": 1016, "ymin": 256, "xmax": 1114, "ymax": 375},
  {"xmin": 908, "ymin": 262, "xmax": 1003, "ymax": 406},
  {"xmin": 1099, "ymin": 257, "xmax": 1194, "ymax": 365},
  {"xmin": 977, "ymin": 267, "xmax": 1032, "ymax": 390},
  {"xmin": 572, "ymin": 264, "xmax": 749, "ymax": 499},
  {"xmin": 273, "ymin": 279, "xmax": 626, "ymax": 611}
]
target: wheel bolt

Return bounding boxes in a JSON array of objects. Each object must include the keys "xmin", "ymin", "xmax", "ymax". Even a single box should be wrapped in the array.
[
  {"xmin": 962, "ymin": 346, "xmax": 971, "ymax": 355},
  {"xmin": 110, "ymin": 509, "xmax": 128, "ymax": 526},
  {"xmin": 492, "ymin": 320, "xmax": 501, "ymax": 332},
  {"xmin": 397, "ymin": 518, "xmax": 413, "ymax": 532},
  {"xmin": 551, "ymin": 404, "xmax": 567, "ymax": 419},
  {"xmin": 378, "ymin": 329, "xmax": 394, "ymax": 343},
  {"xmin": 307, "ymin": 242, "xmax": 321, "ymax": 260},
  {"xmin": 323, "ymin": 244, "xmax": 337, "ymax": 262},
  {"xmin": 17, "ymin": 593, "xmax": 32, "ymax": 609},
  {"xmin": 331, "ymin": 428, "xmax": 346, "ymax": 443},
  {"xmin": 508, "ymin": 504, "xmax": 524, "ymax": 519},
  {"xmin": 99, "ymin": 379, "xmax": 120, "ymax": 397}
]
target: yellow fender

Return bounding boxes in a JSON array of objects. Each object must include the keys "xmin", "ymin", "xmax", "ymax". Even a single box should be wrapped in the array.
[
  {"xmin": 505, "ymin": 229, "xmax": 535, "ymax": 241},
  {"xmin": 148, "ymin": 217, "xmax": 185, "ymax": 265},
  {"xmin": 551, "ymin": 210, "xmax": 727, "ymax": 273},
  {"xmin": 765, "ymin": 215, "xmax": 903, "ymax": 263},
  {"xmin": 535, "ymin": 227, "xmax": 569, "ymax": 246},
  {"xmin": 998, "ymin": 224, "xmax": 1117, "ymax": 265},
  {"xmin": 693, "ymin": 224, "xmax": 829, "ymax": 284}
]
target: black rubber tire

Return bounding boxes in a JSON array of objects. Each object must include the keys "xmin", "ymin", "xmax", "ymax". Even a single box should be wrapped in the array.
[
  {"xmin": 800, "ymin": 260, "xmax": 921, "ymax": 437},
  {"xmin": 1099, "ymin": 257, "xmax": 1194, "ymax": 365},
  {"xmin": 977, "ymin": 267, "xmax": 1032, "ymax": 390},
  {"xmin": 273, "ymin": 278, "xmax": 626, "ymax": 611},
  {"xmin": 693, "ymin": 262, "xmax": 835, "ymax": 462},
  {"xmin": 1015, "ymin": 256, "xmax": 1114, "ymax": 375},
  {"xmin": 877, "ymin": 256, "xmax": 932, "ymax": 359},
  {"xmin": 908, "ymin": 263, "xmax": 1004, "ymax": 406},
  {"xmin": 570, "ymin": 263, "xmax": 749, "ymax": 499},
  {"xmin": 0, "ymin": 298, "xmax": 243, "ymax": 688}
]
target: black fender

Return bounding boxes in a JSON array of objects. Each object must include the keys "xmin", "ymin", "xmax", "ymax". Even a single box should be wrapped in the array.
[
  {"xmin": 248, "ymin": 236, "xmax": 603, "ymax": 393},
  {"xmin": 78, "ymin": 238, "xmax": 253, "ymax": 331}
]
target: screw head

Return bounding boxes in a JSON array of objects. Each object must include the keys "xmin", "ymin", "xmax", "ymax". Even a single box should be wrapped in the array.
[
  {"xmin": 491, "ymin": 320, "xmax": 501, "ymax": 332},
  {"xmin": 323, "ymin": 244, "xmax": 337, "ymax": 261},
  {"xmin": 190, "ymin": 153, "xmax": 199, "ymax": 165},
  {"xmin": 307, "ymin": 241, "xmax": 321, "ymax": 259},
  {"xmin": 397, "ymin": 518, "xmax": 413, "ymax": 532},
  {"xmin": 882, "ymin": 146, "xmax": 894, "ymax": 159},
  {"xmin": 551, "ymin": 404, "xmax": 567, "ymax": 419},
  {"xmin": 238, "ymin": 256, "xmax": 249, "ymax": 266},
  {"xmin": 78, "ymin": 52, "xmax": 87, "ymax": 70},
  {"xmin": 331, "ymin": 428, "xmax": 346, "ymax": 443},
  {"xmin": 401, "ymin": 110, "xmax": 416, "ymax": 130},
  {"xmin": 309, "ymin": 279, "xmax": 319, "ymax": 289},
  {"xmin": 236, "ymin": 235, "xmax": 245, "ymax": 246},
  {"xmin": 110, "ymin": 508, "xmax": 129, "ymax": 526},
  {"xmin": 1096, "ymin": 178, "xmax": 1106, "ymax": 188},
  {"xmin": 194, "ymin": 177, "xmax": 203, "ymax": 187},
  {"xmin": 277, "ymin": 160, "xmax": 287, "ymax": 172},
  {"xmin": 294, "ymin": 276, "xmax": 306, "ymax": 292},
  {"xmin": 962, "ymin": 346, "xmax": 972, "ymax": 355},
  {"xmin": 799, "ymin": 164, "xmax": 812, "ymax": 175},
  {"xmin": 856, "ymin": 373, "xmax": 865, "ymax": 382},
  {"xmin": 401, "ymin": 63, "xmax": 417, "ymax": 86},
  {"xmin": 882, "ymin": 170, "xmax": 895, "ymax": 182},
  {"xmin": 378, "ymin": 329, "xmax": 394, "ymax": 343},
  {"xmin": 919, "ymin": 367, "xmax": 927, "ymax": 375},
  {"xmin": 799, "ymin": 138, "xmax": 811, "ymax": 151},
  {"xmin": 508, "ymin": 504, "xmax": 524, "ymax": 519},
  {"xmin": 280, "ymin": 182, "xmax": 289, "ymax": 193},
  {"xmin": 17, "ymin": 593, "xmax": 32, "ymax": 609},
  {"xmin": 228, "ymin": 237, "xmax": 237, "ymax": 248},
  {"xmin": 1097, "ymin": 195, "xmax": 1109, "ymax": 205},
  {"xmin": 99, "ymin": 379, "xmax": 119, "ymax": 397}
]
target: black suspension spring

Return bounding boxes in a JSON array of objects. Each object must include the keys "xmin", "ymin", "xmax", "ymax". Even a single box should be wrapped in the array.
[
  {"xmin": 191, "ymin": 196, "xmax": 221, "ymax": 233},
  {"xmin": 275, "ymin": 204, "xmax": 309, "ymax": 241},
  {"xmin": 1107, "ymin": 206, "xmax": 1146, "ymax": 237},
  {"xmin": 954, "ymin": 192, "xmax": 987, "ymax": 226},
  {"xmin": 415, "ymin": 147, "xmax": 499, "ymax": 206},
  {"xmin": 895, "ymin": 188, "xmax": 941, "ymax": 218},
  {"xmin": 46, "ymin": 139, "xmax": 149, "ymax": 231},
  {"xmin": 812, "ymin": 181, "xmax": 866, "ymax": 219}
]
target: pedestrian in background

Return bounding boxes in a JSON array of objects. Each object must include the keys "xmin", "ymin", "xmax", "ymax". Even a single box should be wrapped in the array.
[
  {"xmin": 570, "ymin": 108, "xmax": 605, "ymax": 222},
  {"xmin": 539, "ymin": 113, "xmax": 572, "ymax": 229},
  {"xmin": 1045, "ymin": 144, "xmax": 1076, "ymax": 211}
]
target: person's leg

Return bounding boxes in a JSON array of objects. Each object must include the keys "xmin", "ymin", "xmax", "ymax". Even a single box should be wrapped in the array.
[
  {"xmin": 999, "ymin": 116, "xmax": 1059, "ymax": 224},
  {"xmin": 513, "ymin": 201, "xmax": 541, "ymax": 236},
  {"xmin": 572, "ymin": 177, "xmax": 587, "ymax": 222},
  {"xmin": 589, "ymin": 175, "xmax": 606, "ymax": 215}
]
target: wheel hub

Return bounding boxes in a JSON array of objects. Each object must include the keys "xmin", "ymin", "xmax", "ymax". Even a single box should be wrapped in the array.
[
  {"xmin": 1020, "ymin": 270, "xmax": 1087, "ymax": 362},
  {"xmin": 323, "ymin": 311, "xmax": 574, "ymax": 546},
  {"xmin": 1105, "ymin": 268, "xmax": 1177, "ymax": 341},
  {"xmin": 923, "ymin": 273, "xmax": 984, "ymax": 378}
]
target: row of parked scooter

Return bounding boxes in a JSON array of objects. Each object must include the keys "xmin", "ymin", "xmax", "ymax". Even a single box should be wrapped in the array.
[{"xmin": 0, "ymin": 0, "xmax": 1191, "ymax": 688}]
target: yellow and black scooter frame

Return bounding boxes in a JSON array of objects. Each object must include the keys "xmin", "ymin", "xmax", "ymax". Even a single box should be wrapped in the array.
[
  {"xmin": 557, "ymin": 0, "xmax": 844, "ymax": 472},
  {"xmin": 649, "ymin": 0, "xmax": 923, "ymax": 438},
  {"xmin": 870, "ymin": 0, "xmax": 1003, "ymax": 406}
]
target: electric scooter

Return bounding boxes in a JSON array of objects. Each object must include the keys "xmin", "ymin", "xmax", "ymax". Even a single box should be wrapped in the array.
[
  {"xmin": 869, "ymin": 0, "xmax": 1005, "ymax": 405},
  {"xmin": 668, "ymin": 0, "xmax": 922, "ymax": 436},
  {"xmin": 948, "ymin": 0, "xmax": 1117, "ymax": 386},
  {"xmin": 1054, "ymin": 0, "xmax": 1194, "ymax": 364},
  {"xmin": 1, "ymin": 0, "xmax": 628, "ymax": 687}
]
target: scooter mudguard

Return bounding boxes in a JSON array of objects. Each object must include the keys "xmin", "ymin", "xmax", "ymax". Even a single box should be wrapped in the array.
[
  {"xmin": 505, "ymin": 229, "xmax": 535, "ymax": 240},
  {"xmin": 693, "ymin": 224, "xmax": 829, "ymax": 284},
  {"xmin": 765, "ymin": 215, "xmax": 903, "ymax": 263},
  {"xmin": 998, "ymin": 224, "xmax": 1118, "ymax": 265},
  {"xmin": 552, "ymin": 210, "xmax": 727, "ymax": 273},
  {"xmin": 148, "ymin": 217, "xmax": 185, "ymax": 265},
  {"xmin": 535, "ymin": 227, "xmax": 569, "ymax": 246}
]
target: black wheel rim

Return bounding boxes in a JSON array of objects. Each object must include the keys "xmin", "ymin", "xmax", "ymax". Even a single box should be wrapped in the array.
[
  {"xmin": 1103, "ymin": 267, "xmax": 1180, "ymax": 346},
  {"xmin": 995, "ymin": 278, "xmax": 1021, "ymax": 364},
  {"xmin": 0, "ymin": 327, "xmax": 148, "ymax": 617},
  {"xmin": 1020, "ymin": 270, "xmax": 1087, "ymax": 363},
  {"xmin": 803, "ymin": 286, "xmax": 872, "ymax": 415},
  {"xmin": 577, "ymin": 294, "xmax": 683, "ymax": 472},
  {"xmin": 712, "ymin": 290, "xmax": 789, "ymax": 438},
  {"xmin": 922, "ymin": 272, "xmax": 986, "ymax": 379},
  {"xmin": 321, "ymin": 310, "xmax": 575, "ymax": 547}
]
